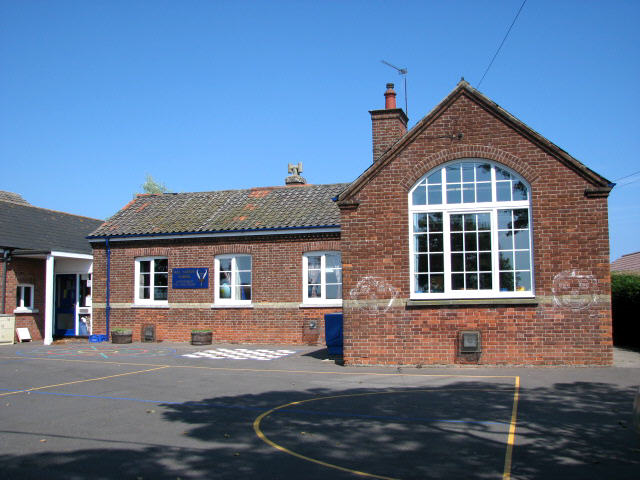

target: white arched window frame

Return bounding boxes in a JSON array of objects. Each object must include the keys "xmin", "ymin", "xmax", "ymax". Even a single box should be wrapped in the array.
[{"xmin": 408, "ymin": 159, "xmax": 534, "ymax": 299}]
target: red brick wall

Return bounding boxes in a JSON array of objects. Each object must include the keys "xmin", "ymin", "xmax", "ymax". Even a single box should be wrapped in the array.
[
  {"xmin": 340, "ymin": 93, "xmax": 612, "ymax": 366},
  {"xmin": 3, "ymin": 258, "xmax": 45, "ymax": 341},
  {"xmin": 91, "ymin": 234, "xmax": 341, "ymax": 344}
]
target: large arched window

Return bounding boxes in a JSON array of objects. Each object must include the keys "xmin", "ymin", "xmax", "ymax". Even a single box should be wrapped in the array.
[{"xmin": 409, "ymin": 159, "xmax": 533, "ymax": 299}]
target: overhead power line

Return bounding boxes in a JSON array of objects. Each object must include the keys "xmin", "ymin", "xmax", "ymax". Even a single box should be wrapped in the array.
[
  {"xmin": 477, "ymin": 0, "xmax": 528, "ymax": 89},
  {"xmin": 613, "ymin": 169, "xmax": 640, "ymax": 182}
]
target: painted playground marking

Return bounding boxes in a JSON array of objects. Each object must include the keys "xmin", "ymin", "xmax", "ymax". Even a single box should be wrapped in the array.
[
  {"xmin": 183, "ymin": 348, "xmax": 297, "ymax": 361},
  {"xmin": 16, "ymin": 345, "xmax": 178, "ymax": 358}
]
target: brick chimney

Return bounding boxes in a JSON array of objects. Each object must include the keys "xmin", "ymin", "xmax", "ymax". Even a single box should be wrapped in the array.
[{"xmin": 369, "ymin": 83, "xmax": 408, "ymax": 162}]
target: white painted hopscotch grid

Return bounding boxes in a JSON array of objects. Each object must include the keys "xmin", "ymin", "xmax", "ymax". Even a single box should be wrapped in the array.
[{"xmin": 183, "ymin": 348, "xmax": 297, "ymax": 361}]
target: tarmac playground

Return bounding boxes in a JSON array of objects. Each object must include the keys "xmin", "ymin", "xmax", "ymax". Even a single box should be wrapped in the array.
[{"xmin": 0, "ymin": 342, "xmax": 638, "ymax": 480}]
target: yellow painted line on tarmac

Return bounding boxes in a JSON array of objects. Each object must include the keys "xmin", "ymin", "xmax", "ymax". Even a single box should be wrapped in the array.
[
  {"xmin": 502, "ymin": 376, "xmax": 520, "ymax": 480},
  {"xmin": 0, "ymin": 355, "xmax": 517, "ymax": 379},
  {"xmin": 0, "ymin": 366, "xmax": 170, "ymax": 397}
]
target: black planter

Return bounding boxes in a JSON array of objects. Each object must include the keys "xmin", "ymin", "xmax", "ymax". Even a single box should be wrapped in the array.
[
  {"xmin": 111, "ymin": 332, "xmax": 132, "ymax": 344},
  {"xmin": 191, "ymin": 332, "xmax": 212, "ymax": 345}
]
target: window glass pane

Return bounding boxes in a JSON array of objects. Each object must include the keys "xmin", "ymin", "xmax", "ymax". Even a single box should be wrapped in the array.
[
  {"xmin": 429, "ymin": 233, "xmax": 443, "ymax": 252},
  {"xmin": 480, "ymin": 273, "xmax": 492, "ymax": 290},
  {"xmin": 451, "ymin": 253, "xmax": 464, "ymax": 272},
  {"xmin": 427, "ymin": 169, "xmax": 442, "ymax": 184},
  {"xmin": 236, "ymin": 256, "xmax": 251, "ymax": 271},
  {"xmin": 415, "ymin": 235, "xmax": 429, "ymax": 253},
  {"xmin": 308, "ymin": 285, "xmax": 321, "ymax": 298},
  {"xmin": 428, "ymin": 213, "xmax": 443, "ymax": 232},
  {"xmin": 464, "ymin": 232, "xmax": 477, "ymax": 251},
  {"xmin": 515, "ymin": 272, "xmax": 531, "ymax": 291},
  {"xmin": 513, "ymin": 181, "xmax": 528, "ymax": 200},
  {"xmin": 414, "ymin": 213, "xmax": 429, "ymax": 232},
  {"xmin": 446, "ymin": 165, "xmax": 461, "ymax": 182},
  {"xmin": 16, "ymin": 287, "xmax": 20, "ymax": 307},
  {"xmin": 462, "ymin": 183, "xmax": 475, "ymax": 203},
  {"xmin": 496, "ymin": 182, "xmax": 511, "ymax": 201},
  {"xmin": 430, "ymin": 275, "xmax": 445, "ymax": 293},
  {"xmin": 140, "ymin": 287, "xmax": 150, "ymax": 299},
  {"xmin": 427, "ymin": 185, "xmax": 442, "ymax": 204},
  {"xmin": 479, "ymin": 252, "xmax": 492, "ymax": 270},
  {"xmin": 236, "ymin": 271, "xmax": 252, "ymax": 285},
  {"xmin": 515, "ymin": 251, "xmax": 530, "ymax": 270},
  {"xmin": 496, "ymin": 167, "xmax": 511, "ymax": 180},
  {"xmin": 476, "ymin": 163, "xmax": 491, "ymax": 181},
  {"xmin": 446, "ymin": 184, "xmax": 461, "ymax": 204},
  {"xmin": 308, "ymin": 269, "xmax": 321, "ymax": 284},
  {"xmin": 498, "ymin": 232, "xmax": 513, "ymax": 250},
  {"xmin": 451, "ymin": 233, "xmax": 463, "ymax": 251},
  {"xmin": 412, "ymin": 186, "xmax": 426, "ymax": 205},
  {"xmin": 462, "ymin": 163, "xmax": 475, "ymax": 182},
  {"xmin": 238, "ymin": 286, "xmax": 251, "ymax": 301},
  {"xmin": 415, "ymin": 274, "xmax": 429, "ymax": 293},
  {"xmin": 139, "ymin": 261, "xmax": 150, "ymax": 273},
  {"xmin": 476, "ymin": 182, "xmax": 491, "ymax": 202},
  {"xmin": 154, "ymin": 287, "xmax": 167, "ymax": 301},
  {"xmin": 430, "ymin": 254, "xmax": 444, "ymax": 273},
  {"xmin": 500, "ymin": 272, "xmax": 514, "ymax": 291},
  {"xmin": 452, "ymin": 274, "xmax": 464, "ymax": 290},
  {"xmin": 219, "ymin": 258, "xmax": 232, "ymax": 271},
  {"xmin": 463, "ymin": 214, "xmax": 476, "ymax": 231},
  {"xmin": 465, "ymin": 253, "xmax": 478, "ymax": 271},
  {"xmin": 326, "ymin": 269, "xmax": 340, "ymax": 284},
  {"xmin": 154, "ymin": 273, "xmax": 168, "ymax": 287},
  {"xmin": 478, "ymin": 232, "xmax": 491, "ymax": 251},
  {"xmin": 24, "ymin": 286, "xmax": 32, "ymax": 308},
  {"xmin": 326, "ymin": 254, "xmax": 341, "ymax": 269},
  {"xmin": 498, "ymin": 210, "xmax": 512, "ymax": 229},
  {"xmin": 154, "ymin": 259, "xmax": 168, "ymax": 272},
  {"xmin": 326, "ymin": 284, "xmax": 341, "ymax": 300},
  {"xmin": 450, "ymin": 215, "xmax": 463, "ymax": 231},
  {"xmin": 513, "ymin": 209, "xmax": 529, "ymax": 229},
  {"xmin": 500, "ymin": 252, "xmax": 514, "ymax": 270},
  {"xmin": 416, "ymin": 254, "xmax": 429, "ymax": 273},
  {"xmin": 477, "ymin": 213, "xmax": 491, "ymax": 230},
  {"xmin": 466, "ymin": 273, "xmax": 478, "ymax": 289},
  {"xmin": 514, "ymin": 230, "xmax": 530, "ymax": 250},
  {"xmin": 140, "ymin": 273, "xmax": 151, "ymax": 287}
]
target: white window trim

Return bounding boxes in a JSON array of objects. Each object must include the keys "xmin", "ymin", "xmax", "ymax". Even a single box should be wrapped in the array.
[
  {"xmin": 302, "ymin": 251, "xmax": 343, "ymax": 306},
  {"xmin": 214, "ymin": 254, "xmax": 252, "ymax": 306},
  {"xmin": 409, "ymin": 160, "xmax": 535, "ymax": 300},
  {"xmin": 14, "ymin": 283, "xmax": 36, "ymax": 313},
  {"xmin": 134, "ymin": 256, "xmax": 169, "ymax": 306}
]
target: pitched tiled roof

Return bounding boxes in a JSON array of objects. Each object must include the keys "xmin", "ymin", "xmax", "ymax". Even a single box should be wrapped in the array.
[
  {"xmin": 0, "ymin": 191, "xmax": 30, "ymax": 205},
  {"xmin": 89, "ymin": 183, "xmax": 348, "ymax": 238},
  {"xmin": 0, "ymin": 199, "xmax": 103, "ymax": 254},
  {"xmin": 611, "ymin": 252, "xmax": 640, "ymax": 273}
]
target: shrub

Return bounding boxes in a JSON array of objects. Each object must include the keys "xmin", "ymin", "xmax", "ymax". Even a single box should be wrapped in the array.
[
  {"xmin": 111, "ymin": 328, "xmax": 132, "ymax": 334},
  {"xmin": 611, "ymin": 272, "xmax": 640, "ymax": 347}
]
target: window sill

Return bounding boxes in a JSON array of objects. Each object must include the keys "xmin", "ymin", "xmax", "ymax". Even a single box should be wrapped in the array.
[
  {"xmin": 211, "ymin": 304, "xmax": 253, "ymax": 309},
  {"xmin": 132, "ymin": 304, "xmax": 170, "ymax": 309},
  {"xmin": 299, "ymin": 303, "xmax": 342, "ymax": 308},
  {"xmin": 406, "ymin": 297, "xmax": 538, "ymax": 307},
  {"xmin": 13, "ymin": 308, "xmax": 39, "ymax": 314}
]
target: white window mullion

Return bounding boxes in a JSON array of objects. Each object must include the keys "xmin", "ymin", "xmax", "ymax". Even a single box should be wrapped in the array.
[
  {"xmin": 490, "ymin": 209, "xmax": 500, "ymax": 295},
  {"xmin": 443, "ymin": 211, "xmax": 452, "ymax": 294}
]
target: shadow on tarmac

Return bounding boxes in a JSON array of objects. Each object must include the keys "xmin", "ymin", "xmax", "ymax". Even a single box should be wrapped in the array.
[{"xmin": 0, "ymin": 381, "xmax": 639, "ymax": 479}]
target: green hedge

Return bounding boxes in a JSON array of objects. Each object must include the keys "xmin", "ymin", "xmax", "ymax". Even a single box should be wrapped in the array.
[{"xmin": 611, "ymin": 272, "xmax": 640, "ymax": 346}]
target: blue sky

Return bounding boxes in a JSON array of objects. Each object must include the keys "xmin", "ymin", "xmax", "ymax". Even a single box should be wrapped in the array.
[{"xmin": 1, "ymin": 0, "xmax": 638, "ymax": 260}]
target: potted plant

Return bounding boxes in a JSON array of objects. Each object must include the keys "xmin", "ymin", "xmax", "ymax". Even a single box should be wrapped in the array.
[
  {"xmin": 111, "ymin": 328, "xmax": 133, "ymax": 344},
  {"xmin": 191, "ymin": 329, "xmax": 212, "ymax": 345}
]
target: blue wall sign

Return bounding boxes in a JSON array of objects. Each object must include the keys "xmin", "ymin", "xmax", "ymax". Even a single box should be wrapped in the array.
[{"xmin": 172, "ymin": 268, "xmax": 209, "ymax": 289}]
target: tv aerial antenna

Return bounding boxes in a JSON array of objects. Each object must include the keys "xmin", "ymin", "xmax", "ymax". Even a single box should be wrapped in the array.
[{"xmin": 381, "ymin": 60, "xmax": 408, "ymax": 116}]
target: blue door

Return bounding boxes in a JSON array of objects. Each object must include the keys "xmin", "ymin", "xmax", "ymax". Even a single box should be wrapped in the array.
[{"xmin": 55, "ymin": 274, "xmax": 76, "ymax": 336}]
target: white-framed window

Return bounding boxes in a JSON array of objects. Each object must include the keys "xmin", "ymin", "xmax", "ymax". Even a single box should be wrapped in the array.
[
  {"xmin": 409, "ymin": 160, "xmax": 533, "ymax": 299},
  {"xmin": 303, "ymin": 251, "xmax": 342, "ymax": 305},
  {"xmin": 15, "ymin": 284, "xmax": 34, "ymax": 312},
  {"xmin": 134, "ymin": 257, "xmax": 168, "ymax": 305},
  {"xmin": 214, "ymin": 254, "xmax": 252, "ymax": 305}
]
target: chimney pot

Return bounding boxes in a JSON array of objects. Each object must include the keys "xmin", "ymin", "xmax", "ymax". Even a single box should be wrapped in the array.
[{"xmin": 384, "ymin": 83, "xmax": 397, "ymax": 109}]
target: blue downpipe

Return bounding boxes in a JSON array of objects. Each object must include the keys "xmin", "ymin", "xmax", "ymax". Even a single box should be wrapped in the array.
[{"xmin": 105, "ymin": 238, "xmax": 111, "ymax": 337}]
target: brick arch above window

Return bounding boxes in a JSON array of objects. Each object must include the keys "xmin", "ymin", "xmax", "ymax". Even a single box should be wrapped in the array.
[{"xmin": 400, "ymin": 145, "xmax": 539, "ymax": 192}]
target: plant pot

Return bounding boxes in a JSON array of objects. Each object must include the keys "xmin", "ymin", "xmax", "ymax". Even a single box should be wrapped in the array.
[
  {"xmin": 111, "ymin": 332, "xmax": 132, "ymax": 344},
  {"xmin": 191, "ymin": 331, "xmax": 212, "ymax": 346}
]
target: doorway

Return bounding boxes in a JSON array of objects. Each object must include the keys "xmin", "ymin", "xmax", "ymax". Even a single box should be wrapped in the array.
[{"xmin": 54, "ymin": 273, "xmax": 92, "ymax": 337}]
